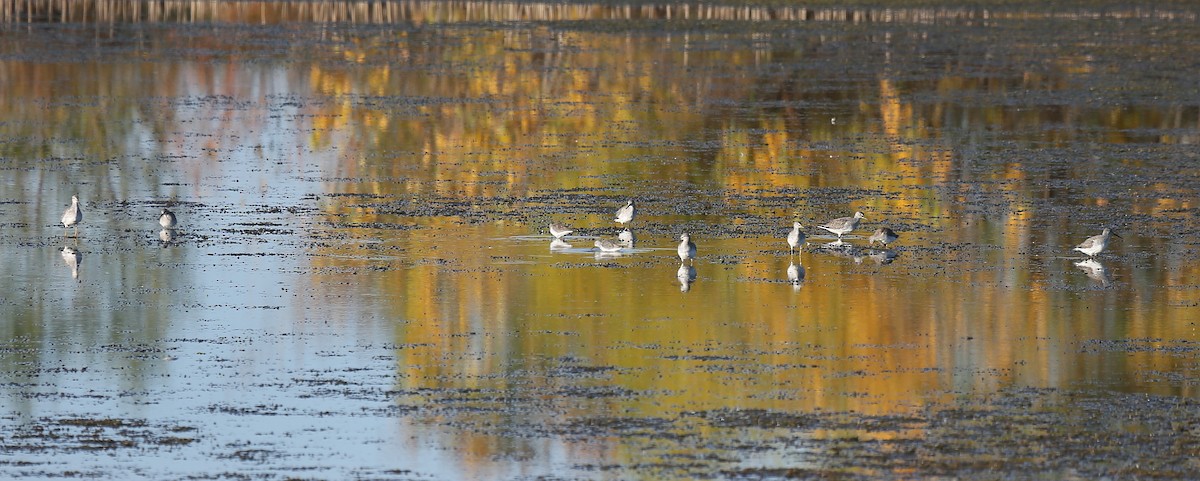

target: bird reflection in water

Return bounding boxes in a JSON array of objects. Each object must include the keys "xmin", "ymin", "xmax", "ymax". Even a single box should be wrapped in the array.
[
  {"xmin": 815, "ymin": 241, "xmax": 864, "ymax": 263},
  {"xmin": 60, "ymin": 246, "xmax": 82, "ymax": 281},
  {"xmin": 1074, "ymin": 259, "xmax": 1111, "ymax": 287},
  {"xmin": 159, "ymin": 228, "xmax": 176, "ymax": 245},
  {"xmin": 865, "ymin": 248, "xmax": 897, "ymax": 265},
  {"xmin": 550, "ymin": 238, "xmax": 572, "ymax": 251},
  {"xmin": 787, "ymin": 260, "xmax": 805, "ymax": 290},
  {"xmin": 811, "ymin": 242, "xmax": 898, "ymax": 266},
  {"xmin": 676, "ymin": 263, "xmax": 697, "ymax": 292},
  {"xmin": 618, "ymin": 228, "xmax": 635, "ymax": 247}
]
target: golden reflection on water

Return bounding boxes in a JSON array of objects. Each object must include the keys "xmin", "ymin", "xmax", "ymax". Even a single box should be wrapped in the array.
[{"xmin": 1, "ymin": 3, "xmax": 1199, "ymax": 467}]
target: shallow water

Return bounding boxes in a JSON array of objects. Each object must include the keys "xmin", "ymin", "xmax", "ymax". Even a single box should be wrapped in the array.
[{"xmin": 2, "ymin": 1, "xmax": 1200, "ymax": 479}]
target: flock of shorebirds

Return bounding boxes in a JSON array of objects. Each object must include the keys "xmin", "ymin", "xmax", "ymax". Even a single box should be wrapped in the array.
[
  {"xmin": 550, "ymin": 199, "xmax": 1119, "ymax": 258},
  {"xmin": 56, "ymin": 195, "xmax": 1121, "ymax": 286},
  {"xmin": 58, "ymin": 195, "xmax": 179, "ymax": 280},
  {"xmin": 547, "ymin": 199, "xmax": 1122, "ymax": 288},
  {"xmin": 60, "ymin": 194, "xmax": 179, "ymax": 235}
]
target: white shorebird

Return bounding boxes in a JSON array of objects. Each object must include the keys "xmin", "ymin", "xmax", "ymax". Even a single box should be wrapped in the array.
[
  {"xmin": 594, "ymin": 238, "xmax": 624, "ymax": 253},
  {"xmin": 817, "ymin": 211, "xmax": 864, "ymax": 240},
  {"xmin": 869, "ymin": 227, "xmax": 899, "ymax": 246},
  {"xmin": 159, "ymin": 208, "xmax": 178, "ymax": 229},
  {"xmin": 614, "ymin": 199, "xmax": 635, "ymax": 226},
  {"xmin": 1074, "ymin": 228, "xmax": 1119, "ymax": 257},
  {"xmin": 549, "ymin": 223, "xmax": 573, "ymax": 239},
  {"xmin": 677, "ymin": 233, "xmax": 697, "ymax": 263},
  {"xmin": 787, "ymin": 222, "xmax": 806, "ymax": 255},
  {"xmin": 61, "ymin": 195, "xmax": 83, "ymax": 237}
]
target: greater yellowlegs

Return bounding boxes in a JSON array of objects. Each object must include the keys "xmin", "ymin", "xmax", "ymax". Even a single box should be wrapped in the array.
[
  {"xmin": 549, "ymin": 223, "xmax": 573, "ymax": 239},
  {"xmin": 159, "ymin": 208, "xmax": 178, "ymax": 229},
  {"xmin": 868, "ymin": 227, "xmax": 898, "ymax": 246},
  {"xmin": 61, "ymin": 195, "xmax": 82, "ymax": 237},
  {"xmin": 614, "ymin": 199, "xmax": 635, "ymax": 225},
  {"xmin": 817, "ymin": 211, "xmax": 864, "ymax": 240},
  {"xmin": 787, "ymin": 222, "xmax": 806, "ymax": 255},
  {"xmin": 1074, "ymin": 228, "xmax": 1119, "ymax": 257},
  {"xmin": 677, "ymin": 233, "xmax": 697, "ymax": 263},
  {"xmin": 595, "ymin": 238, "xmax": 624, "ymax": 253}
]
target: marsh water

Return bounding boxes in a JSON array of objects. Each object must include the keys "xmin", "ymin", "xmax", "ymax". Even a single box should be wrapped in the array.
[{"xmin": 2, "ymin": 1, "xmax": 1200, "ymax": 478}]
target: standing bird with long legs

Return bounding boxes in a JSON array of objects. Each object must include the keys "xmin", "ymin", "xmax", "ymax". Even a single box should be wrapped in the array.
[
  {"xmin": 62, "ymin": 195, "xmax": 83, "ymax": 238},
  {"xmin": 817, "ymin": 211, "xmax": 864, "ymax": 241},
  {"xmin": 786, "ymin": 222, "xmax": 806, "ymax": 255},
  {"xmin": 1074, "ymin": 228, "xmax": 1120, "ymax": 257},
  {"xmin": 159, "ymin": 208, "xmax": 178, "ymax": 229},
  {"xmin": 677, "ymin": 233, "xmax": 697, "ymax": 264},
  {"xmin": 614, "ymin": 199, "xmax": 635, "ymax": 226}
]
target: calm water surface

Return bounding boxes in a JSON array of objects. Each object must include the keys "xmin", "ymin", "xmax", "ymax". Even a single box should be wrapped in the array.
[{"xmin": 1, "ymin": 1, "xmax": 1199, "ymax": 478}]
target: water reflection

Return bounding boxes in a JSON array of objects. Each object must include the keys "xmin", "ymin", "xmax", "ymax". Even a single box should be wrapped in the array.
[
  {"xmin": 812, "ymin": 241, "xmax": 861, "ymax": 262},
  {"xmin": 618, "ymin": 229, "xmax": 635, "ymax": 246},
  {"xmin": 866, "ymin": 248, "xmax": 898, "ymax": 265},
  {"xmin": 786, "ymin": 261, "xmax": 804, "ymax": 290},
  {"xmin": 676, "ymin": 263, "xmax": 697, "ymax": 292},
  {"xmin": 159, "ymin": 229, "xmax": 176, "ymax": 244},
  {"xmin": 59, "ymin": 246, "xmax": 81, "ymax": 281},
  {"xmin": 2, "ymin": 1, "xmax": 1200, "ymax": 478},
  {"xmin": 593, "ymin": 251, "xmax": 625, "ymax": 261},
  {"xmin": 549, "ymin": 238, "xmax": 572, "ymax": 251},
  {"xmin": 1074, "ymin": 259, "xmax": 1111, "ymax": 287}
]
